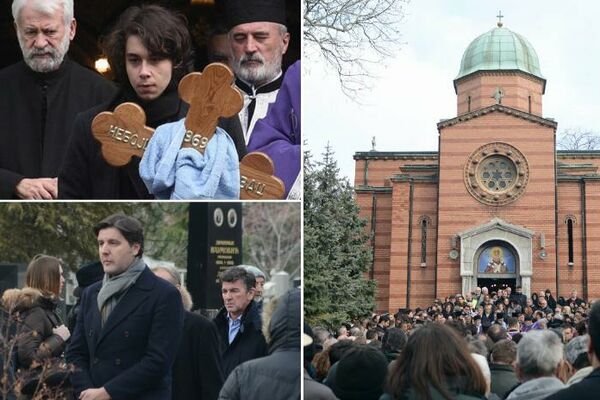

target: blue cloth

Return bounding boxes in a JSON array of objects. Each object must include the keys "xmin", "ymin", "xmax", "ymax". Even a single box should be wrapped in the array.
[{"xmin": 139, "ymin": 118, "xmax": 240, "ymax": 199}]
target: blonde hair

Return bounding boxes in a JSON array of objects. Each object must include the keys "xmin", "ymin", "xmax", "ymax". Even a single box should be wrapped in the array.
[{"xmin": 26, "ymin": 254, "xmax": 62, "ymax": 297}]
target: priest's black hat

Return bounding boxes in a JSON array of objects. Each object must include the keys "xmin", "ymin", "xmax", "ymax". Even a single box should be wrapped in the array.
[{"xmin": 220, "ymin": 0, "xmax": 287, "ymax": 30}]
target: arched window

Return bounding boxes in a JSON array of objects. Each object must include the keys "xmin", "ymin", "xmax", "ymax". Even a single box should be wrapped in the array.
[
  {"xmin": 418, "ymin": 216, "xmax": 431, "ymax": 267},
  {"xmin": 528, "ymin": 95, "xmax": 532, "ymax": 113}
]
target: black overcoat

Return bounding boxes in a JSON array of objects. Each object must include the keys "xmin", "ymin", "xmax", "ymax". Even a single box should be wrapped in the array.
[
  {"xmin": 213, "ymin": 300, "xmax": 267, "ymax": 378},
  {"xmin": 66, "ymin": 266, "xmax": 184, "ymax": 400},
  {"xmin": 0, "ymin": 60, "xmax": 115, "ymax": 198}
]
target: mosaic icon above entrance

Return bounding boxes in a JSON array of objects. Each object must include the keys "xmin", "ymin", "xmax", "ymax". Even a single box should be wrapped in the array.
[{"xmin": 464, "ymin": 142, "xmax": 529, "ymax": 206}]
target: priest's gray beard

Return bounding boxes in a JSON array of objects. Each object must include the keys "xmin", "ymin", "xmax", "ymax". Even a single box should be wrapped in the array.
[
  {"xmin": 234, "ymin": 50, "xmax": 282, "ymax": 87},
  {"xmin": 18, "ymin": 30, "xmax": 70, "ymax": 73}
]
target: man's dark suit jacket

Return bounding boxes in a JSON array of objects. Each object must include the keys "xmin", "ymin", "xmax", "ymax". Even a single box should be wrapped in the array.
[{"xmin": 66, "ymin": 266, "xmax": 184, "ymax": 400}]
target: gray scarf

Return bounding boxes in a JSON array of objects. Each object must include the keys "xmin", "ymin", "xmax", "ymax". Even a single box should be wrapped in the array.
[{"xmin": 97, "ymin": 257, "xmax": 146, "ymax": 326}]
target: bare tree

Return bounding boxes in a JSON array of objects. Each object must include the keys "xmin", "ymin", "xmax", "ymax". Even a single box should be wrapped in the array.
[
  {"xmin": 304, "ymin": 0, "xmax": 409, "ymax": 97},
  {"xmin": 242, "ymin": 203, "xmax": 301, "ymax": 278},
  {"xmin": 557, "ymin": 129, "xmax": 600, "ymax": 150}
]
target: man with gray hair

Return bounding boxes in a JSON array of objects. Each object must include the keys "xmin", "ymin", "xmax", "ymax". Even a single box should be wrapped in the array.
[
  {"xmin": 219, "ymin": 0, "xmax": 291, "ymax": 144},
  {"xmin": 0, "ymin": 0, "xmax": 114, "ymax": 199},
  {"xmin": 506, "ymin": 330, "xmax": 566, "ymax": 400},
  {"xmin": 563, "ymin": 335, "xmax": 593, "ymax": 385}
]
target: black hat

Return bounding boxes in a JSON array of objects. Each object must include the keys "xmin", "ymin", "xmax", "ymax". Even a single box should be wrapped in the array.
[
  {"xmin": 331, "ymin": 345, "xmax": 388, "ymax": 400},
  {"xmin": 73, "ymin": 261, "xmax": 104, "ymax": 297},
  {"xmin": 221, "ymin": 0, "xmax": 286, "ymax": 30}
]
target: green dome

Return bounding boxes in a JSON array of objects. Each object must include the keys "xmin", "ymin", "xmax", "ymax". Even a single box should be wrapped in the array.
[{"xmin": 456, "ymin": 25, "xmax": 543, "ymax": 80}]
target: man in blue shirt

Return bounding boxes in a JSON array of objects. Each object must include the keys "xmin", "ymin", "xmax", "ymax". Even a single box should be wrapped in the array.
[{"xmin": 213, "ymin": 266, "xmax": 267, "ymax": 377}]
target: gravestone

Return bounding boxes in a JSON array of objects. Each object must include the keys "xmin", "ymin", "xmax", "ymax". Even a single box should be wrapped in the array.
[{"xmin": 186, "ymin": 203, "xmax": 242, "ymax": 311}]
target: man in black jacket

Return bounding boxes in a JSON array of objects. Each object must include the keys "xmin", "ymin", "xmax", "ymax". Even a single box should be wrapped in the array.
[
  {"xmin": 152, "ymin": 265, "xmax": 224, "ymax": 400},
  {"xmin": 546, "ymin": 301, "xmax": 600, "ymax": 400},
  {"xmin": 219, "ymin": 288, "xmax": 300, "ymax": 399},
  {"xmin": 213, "ymin": 266, "xmax": 267, "ymax": 378},
  {"xmin": 58, "ymin": 4, "xmax": 246, "ymax": 199}
]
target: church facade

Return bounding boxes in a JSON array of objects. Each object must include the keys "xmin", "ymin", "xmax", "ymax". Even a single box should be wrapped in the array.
[{"xmin": 353, "ymin": 22, "xmax": 600, "ymax": 311}]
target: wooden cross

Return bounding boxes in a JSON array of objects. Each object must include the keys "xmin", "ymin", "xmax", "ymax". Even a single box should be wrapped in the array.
[
  {"xmin": 178, "ymin": 63, "xmax": 243, "ymax": 153},
  {"xmin": 240, "ymin": 152, "xmax": 285, "ymax": 200},
  {"xmin": 178, "ymin": 63, "xmax": 285, "ymax": 199},
  {"xmin": 91, "ymin": 102, "xmax": 154, "ymax": 167},
  {"xmin": 90, "ymin": 63, "xmax": 286, "ymax": 199}
]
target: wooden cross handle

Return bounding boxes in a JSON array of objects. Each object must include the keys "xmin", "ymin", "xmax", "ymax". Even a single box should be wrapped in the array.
[
  {"xmin": 91, "ymin": 102, "xmax": 155, "ymax": 167},
  {"xmin": 178, "ymin": 63, "xmax": 243, "ymax": 154},
  {"xmin": 240, "ymin": 152, "xmax": 286, "ymax": 200}
]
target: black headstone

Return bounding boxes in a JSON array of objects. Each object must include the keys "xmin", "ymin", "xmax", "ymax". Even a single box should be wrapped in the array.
[{"xmin": 186, "ymin": 203, "xmax": 243, "ymax": 311}]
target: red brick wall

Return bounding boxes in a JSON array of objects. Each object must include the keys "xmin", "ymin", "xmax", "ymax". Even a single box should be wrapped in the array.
[
  {"xmin": 354, "ymin": 157, "xmax": 437, "ymax": 188},
  {"xmin": 436, "ymin": 112, "xmax": 557, "ymax": 298},
  {"xmin": 356, "ymin": 191, "xmax": 394, "ymax": 311},
  {"xmin": 456, "ymin": 72, "xmax": 544, "ymax": 116},
  {"xmin": 585, "ymin": 181, "xmax": 600, "ymax": 300},
  {"xmin": 557, "ymin": 182, "xmax": 584, "ymax": 298},
  {"xmin": 404, "ymin": 182, "xmax": 438, "ymax": 310},
  {"xmin": 388, "ymin": 181, "xmax": 411, "ymax": 311}
]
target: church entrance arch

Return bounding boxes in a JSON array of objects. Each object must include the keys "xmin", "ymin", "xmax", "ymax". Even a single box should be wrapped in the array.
[
  {"xmin": 475, "ymin": 240, "xmax": 518, "ymax": 292},
  {"xmin": 458, "ymin": 218, "xmax": 534, "ymax": 297}
]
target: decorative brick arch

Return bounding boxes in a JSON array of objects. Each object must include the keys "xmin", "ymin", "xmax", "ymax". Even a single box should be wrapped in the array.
[{"xmin": 458, "ymin": 218, "xmax": 534, "ymax": 296}]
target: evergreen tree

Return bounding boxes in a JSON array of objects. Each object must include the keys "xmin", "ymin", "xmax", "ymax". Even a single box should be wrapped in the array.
[{"xmin": 304, "ymin": 145, "xmax": 375, "ymax": 330}]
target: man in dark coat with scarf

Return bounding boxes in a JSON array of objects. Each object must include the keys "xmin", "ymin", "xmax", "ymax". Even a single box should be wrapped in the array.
[
  {"xmin": 213, "ymin": 266, "xmax": 267, "ymax": 378},
  {"xmin": 218, "ymin": 288, "xmax": 301, "ymax": 400},
  {"xmin": 58, "ymin": 4, "xmax": 246, "ymax": 199},
  {"xmin": 0, "ymin": 0, "xmax": 115, "ymax": 199},
  {"xmin": 66, "ymin": 213, "xmax": 184, "ymax": 400}
]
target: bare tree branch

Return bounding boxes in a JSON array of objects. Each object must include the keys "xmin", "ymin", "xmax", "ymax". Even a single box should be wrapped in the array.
[
  {"xmin": 304, "ymin": 0, "xmax": 409, "ymax": 97},
  {"xmin": 557, "ymin": 129, "xmax": 600, "ymax": 150},
  {"xmin": 242, "ymin": 204, "xmax": 301, "ymax": 278}
]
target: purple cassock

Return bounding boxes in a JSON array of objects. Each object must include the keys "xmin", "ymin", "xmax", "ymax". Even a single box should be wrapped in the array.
[{"xmin": 247, "ymin": 60, "xmax": 301, "ymax": 197}]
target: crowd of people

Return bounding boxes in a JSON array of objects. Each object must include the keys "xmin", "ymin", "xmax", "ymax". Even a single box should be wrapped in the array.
[
  {"xmin": 0, "ymin": 213, "xmax": 300, "ymax": 399},
  {"xmin": 305, "ymin": 286, "xmax": 600, "ymax": 400}
]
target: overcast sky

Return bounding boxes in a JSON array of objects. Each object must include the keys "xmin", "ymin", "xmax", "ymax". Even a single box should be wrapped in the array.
[{"xmin": 304, "ymin": 0, "xmax": 600, "ymax": 181}]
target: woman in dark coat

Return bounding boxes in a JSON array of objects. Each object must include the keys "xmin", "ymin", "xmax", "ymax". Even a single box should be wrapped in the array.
[{"xmin": 1, "ymin": 255, "xmax": 71, "ymax": 398}]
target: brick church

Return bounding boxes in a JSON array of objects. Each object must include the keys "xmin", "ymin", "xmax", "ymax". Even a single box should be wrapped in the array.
[{"xmin": 354, "ymin": 21, "xmax": 600, "ymax": 312}]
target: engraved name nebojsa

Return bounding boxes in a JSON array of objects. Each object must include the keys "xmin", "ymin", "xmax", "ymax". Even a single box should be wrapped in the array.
[{"xmin": 107, "ymin": 125, "xmax": 209, "ymax": 151}]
